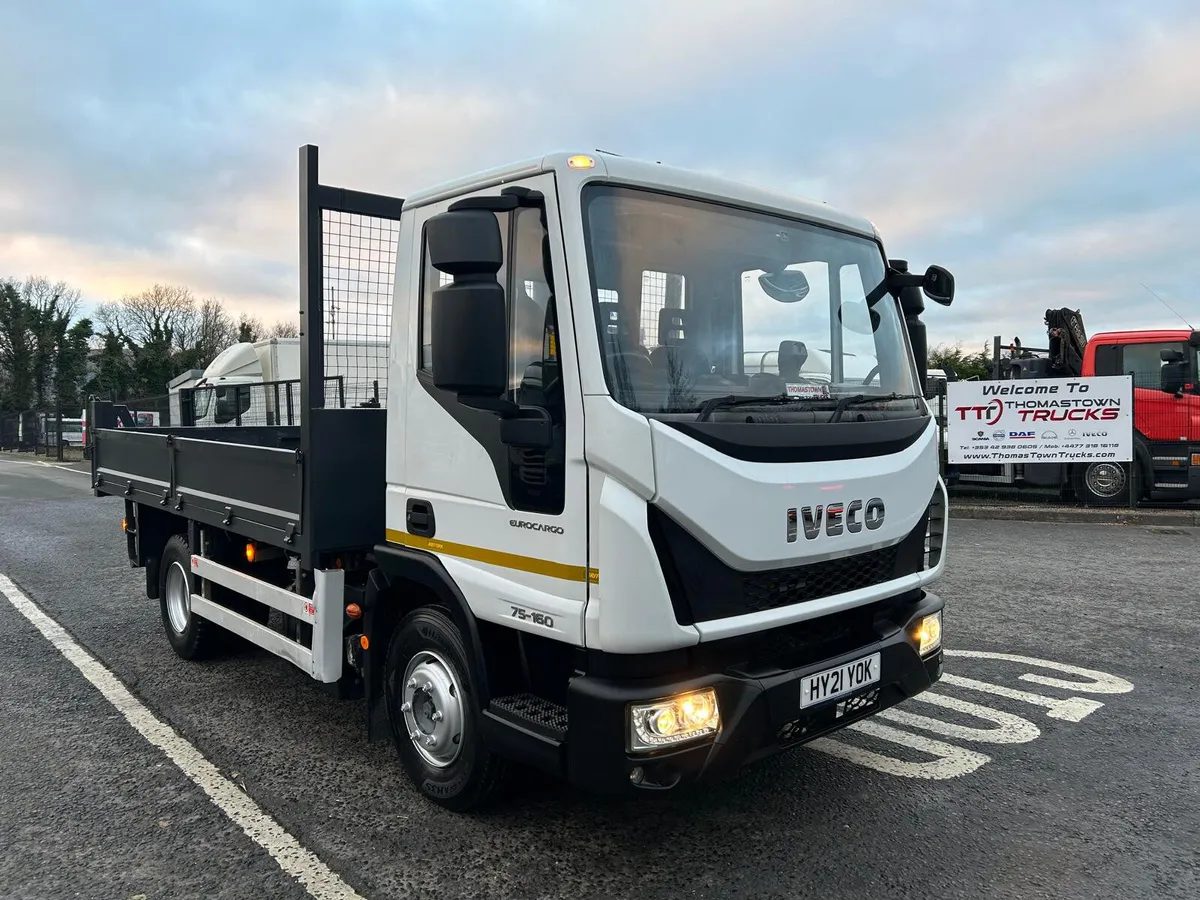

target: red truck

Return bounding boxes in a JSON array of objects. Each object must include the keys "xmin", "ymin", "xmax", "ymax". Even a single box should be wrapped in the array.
[{"xmin": 949, "ymin": 309, "xmax": 1200, "ymax": 505}]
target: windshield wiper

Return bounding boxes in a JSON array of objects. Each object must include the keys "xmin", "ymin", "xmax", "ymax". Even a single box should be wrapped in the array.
[
  {"xmin": 829, "ymin": 393, "xmax": 924, "ymax": 423},
  {"xmin": 695, "ymin": 394, "xmax": 825, "ymax": 422}
]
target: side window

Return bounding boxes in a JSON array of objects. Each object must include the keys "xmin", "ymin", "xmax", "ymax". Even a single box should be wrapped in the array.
[
  {"xmin": 213, "ymin": 385, "xmax": 252, "ymax": 425},
  {"xmin": 1093, "ymin": 344, "xmax": 1119, "ymax": 377},
  {"xmin": 838, "ymin": 264, "xmax": 881, "ymax": 382},
  {"xmin": 419, "ymin": 212, "xmax": 508, "ymax": 372},
  {"xmin": 508, "ymin": 205, "xmax": 566, "ymax": 515},
  {"xmin": 1121, "ymin": 341, "xmax": 1185, "ymax": 391},
  {"xmin": 509, "ymin": 207, "xmax": 552, "ymax": 401},
  {"xmin": 415, "ymin": 198, "xmax": 564, "ymax": 516},
  {"xmin": 639, "ymin": 270, "xmax": 686, "ymax": 349}
]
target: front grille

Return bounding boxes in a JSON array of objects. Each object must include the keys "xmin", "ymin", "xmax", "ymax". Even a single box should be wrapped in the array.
[
  {"xmin": 647, "ymin": 503, "xmax": 926, "ymax": 625},
  {"xmin": 742, "ymin": 545, "xmax": 900, "ymax": 614}
]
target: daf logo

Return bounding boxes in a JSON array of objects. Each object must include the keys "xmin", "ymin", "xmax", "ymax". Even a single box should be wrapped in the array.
[{"xmin": 787, "ymin": 498, "xmax": 884, "ymax": 542}]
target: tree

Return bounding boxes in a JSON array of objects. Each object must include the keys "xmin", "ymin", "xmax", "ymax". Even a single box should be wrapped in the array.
[
  {"xmin": 0, "ymin": 276, "xmax": 92, "ymax": 413},
  {"xmin": 54, "ymin": 318, "xmax": 95, "ymax": 411},
  {"xmin": 96, "ymin": 283, "xmax": 194, "ymax": 351},
  {"xmin": 0, "ymin": 279, "xmax": 34, "ymax": 410},
  {"xmin": 24, "ymin": 277, "xmax": 83, "ymax": 407},
  {"xmin": 236, "ymin": 313, "xmax": 265, "ymax": 343},
  {"xmin": 929, "ymin": 342, "xmax": 993, "ymax": 381},
  {"xmin": 269, "ymin": 319, "xmax": 299, "ymax": 338},
  {"xmin": 95, "ymin": 285, "xmax": 245, "ymax": 396}
]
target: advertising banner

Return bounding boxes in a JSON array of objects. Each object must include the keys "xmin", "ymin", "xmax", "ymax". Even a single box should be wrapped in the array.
[{"xmin": 946, "ymin": 375, "xmax": 1133, "ymax": 464}]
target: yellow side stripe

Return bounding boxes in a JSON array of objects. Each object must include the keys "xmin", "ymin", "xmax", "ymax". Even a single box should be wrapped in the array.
[{"xmin": 386, "ymin": 529, "xmax": 599, "ymax": 584}]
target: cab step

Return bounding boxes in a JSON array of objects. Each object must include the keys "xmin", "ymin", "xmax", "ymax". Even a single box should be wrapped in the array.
[{"xmin": 487, "ymin": 693, "xmax": 568, "ymax": 741}]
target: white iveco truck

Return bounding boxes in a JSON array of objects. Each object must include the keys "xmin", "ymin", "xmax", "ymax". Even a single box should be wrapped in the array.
[{"xmin": 90, "ymin": 145, "xmax": 954, "ymax": 810}]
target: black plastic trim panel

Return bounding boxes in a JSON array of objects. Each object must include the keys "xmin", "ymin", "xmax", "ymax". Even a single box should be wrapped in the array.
[
  {"xmin": 648, "ymin": 504, "xmax": 929, "ymax": 625},
  {"xmin": 662, "ymin": 415, "xmax": 931, "ymax": 464}
]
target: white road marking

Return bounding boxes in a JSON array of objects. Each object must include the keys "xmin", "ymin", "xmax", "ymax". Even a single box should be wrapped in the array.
[
  {"xmin": 0, "ymin": 572, "xmax": 365, "ymax": 900},
  {"xmin": 940, "ymin": 673, "xmax": 1105, "ymax": 722},
  {"xmin": 810, "ymin": 652, "xmax": 1134, "ymax": 779},
  {"xmin": 944, "ymin": 649, "xmax": 1135, "ymax": 694},
  {"xmin": 809, "ymin": 719, "xmax": 991, "ymax": 779},
  {"xmin": 0, "ymin": 455, "xmax": 90, "ymax": 475},
  {"xmin": 877, "ymin": 690, "xmax": 1040, "ymax": 744}
]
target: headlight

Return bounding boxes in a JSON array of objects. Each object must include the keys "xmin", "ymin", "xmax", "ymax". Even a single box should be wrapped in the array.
[
  {"xmin": 910, "ymin": 611, "xmax": 942, "ymax": 656},
  {"xmin": 628, "ymin": 688, "xmax": 721, "ymax": 752}
]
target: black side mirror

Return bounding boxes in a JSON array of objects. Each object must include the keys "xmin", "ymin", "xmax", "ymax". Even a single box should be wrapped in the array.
[
  {"xmin": 885, "ymin": 259, "xmax": 954, "ymax": 311},
  {"xmin": 1161, "ymin": 347, "xmax": 1185, "ymax": 363},
  {"xmin": 427, "ymin": 209, "xmax": 507, "ymax": 397},
  {"xmin": 922, "ymin": 265, "xmax": 954, "ymax": 306}
]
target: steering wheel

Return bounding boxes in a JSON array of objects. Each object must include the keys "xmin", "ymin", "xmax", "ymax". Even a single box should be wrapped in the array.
[
  {"xmin": 861, "ymin": 364, "xmax": 881, "ymax": 385},
  {"xmin": 612, "ymin": 352, "xmax": 652, "ymax": 376}
]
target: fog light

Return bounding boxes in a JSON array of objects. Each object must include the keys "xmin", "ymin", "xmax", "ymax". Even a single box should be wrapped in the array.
[
  {"xmin": 910, "ymin": 612, "xmax": 943, "ymax": 657},
  {"xmin": 628, "ymin": 688, "xmax": 720, "ymax": 752}
]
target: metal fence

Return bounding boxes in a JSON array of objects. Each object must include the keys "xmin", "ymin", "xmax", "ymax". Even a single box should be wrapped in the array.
[
  {"xmin": 0, "ymin": 410, "xmax": 86, "ymax": 461},
  {"xmin": 178, "ymin": 376, "xmax": 347, "ymax": 428}
]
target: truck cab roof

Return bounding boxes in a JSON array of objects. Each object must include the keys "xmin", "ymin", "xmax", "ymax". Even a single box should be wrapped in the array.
[
  {"xmin": 1089, "ymin": 328, "xmax": 1196, "ymax": 344},
  {"xmin": 403, "ymin": 151, "xmax": 879, "ymax": 240}
]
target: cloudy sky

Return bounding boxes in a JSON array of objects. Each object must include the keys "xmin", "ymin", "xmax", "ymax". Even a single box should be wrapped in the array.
[{"xmin": 2, "ymin": 0, "xmax": 1198, "ymax": 353}]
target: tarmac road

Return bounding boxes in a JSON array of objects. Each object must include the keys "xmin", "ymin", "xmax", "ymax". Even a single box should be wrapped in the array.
[{"xmin": 0, "ymin": 453, "xmax": 1196, "ymax": 900}]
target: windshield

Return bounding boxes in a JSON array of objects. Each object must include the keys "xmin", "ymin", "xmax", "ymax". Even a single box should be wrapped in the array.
[{"xmin": 581, "ymin": 185, "xmax": 922, "ymax": 421}]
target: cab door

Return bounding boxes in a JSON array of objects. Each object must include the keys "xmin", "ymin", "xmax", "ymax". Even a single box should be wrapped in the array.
[
  {"xmin": 1108, "ymin": 339, "xmax": 1189, "ymax": 442},
  {"xmin": 391, "ymin": 172, "xmax": 591, "ymax": 647}
]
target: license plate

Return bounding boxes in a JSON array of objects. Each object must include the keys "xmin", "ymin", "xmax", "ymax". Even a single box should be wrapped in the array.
[{"xmin": 799, "ymin": 652, "xmax": 881, "ymax": 709}]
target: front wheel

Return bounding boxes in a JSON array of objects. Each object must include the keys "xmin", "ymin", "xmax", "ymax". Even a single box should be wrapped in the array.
[
  {"xmin": 383, "ymin": 606, "xmax": 506, "ymax": 811},
  {"xmin": 1073, "ymin": 461, "xmax": 1131, "ymax": 507}
]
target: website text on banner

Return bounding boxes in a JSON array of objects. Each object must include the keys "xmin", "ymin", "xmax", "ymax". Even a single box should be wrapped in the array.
[{"xmin": 946, "ymin": 375, "xmax": 1133, "ymax": 464}]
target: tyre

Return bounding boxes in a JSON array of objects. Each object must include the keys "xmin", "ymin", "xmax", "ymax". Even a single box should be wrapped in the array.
[
  {"xmin": 383, "ymin": 606, "xmax": 506, "ymax": 811},
  {"xmin": 158, "ymin": 534, "xmax": 223, "ymax": 660},
  {"xmin": 1073, "ymin": 461, "xmax": 1130, "ymax": 507}
]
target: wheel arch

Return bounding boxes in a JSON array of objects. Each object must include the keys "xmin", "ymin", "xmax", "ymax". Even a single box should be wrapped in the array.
[{"xmin": 365, "ymin": 544, "xmax": 519, "ymax": 741}]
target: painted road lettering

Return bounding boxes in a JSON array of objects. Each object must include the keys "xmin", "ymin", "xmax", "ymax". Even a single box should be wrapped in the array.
[
  {"xmin": 944, "ymin": 649, "xmax": 1135, "ymax": 694},
  {"xmin": 878, "ymin": 691, "xmax": 1041, "ymax": 744},
  {"xmin": 809, "ymin": 650, "xmax": 1133, "ymax": 780}
]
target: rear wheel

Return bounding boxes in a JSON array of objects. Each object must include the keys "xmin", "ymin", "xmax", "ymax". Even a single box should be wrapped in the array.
[
  {"xmin": 159, "ymin": 534, "xmax": 222, "ymax": 659},
  {"xmin": 1073, "ymin": 461, "xmax": 1130, "ymax": 507},
  {"xmin": 383, "ymin": 606, "xmax": 506, "ymax": 811}
]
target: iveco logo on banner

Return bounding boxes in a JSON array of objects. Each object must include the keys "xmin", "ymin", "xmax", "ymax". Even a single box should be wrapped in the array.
[{"xmin": 787, "ymin": 499, "xmax": 884, "ymax": 542}]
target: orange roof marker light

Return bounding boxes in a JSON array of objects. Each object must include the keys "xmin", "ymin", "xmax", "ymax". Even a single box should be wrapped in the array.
[{"xmin": 567, "ymin": 155, "xmax": 596, "ymax": 170}]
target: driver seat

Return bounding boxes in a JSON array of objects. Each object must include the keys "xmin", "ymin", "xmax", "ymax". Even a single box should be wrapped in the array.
[
  {"xmin": 749, "ymin": 340, "xmax": 808, "ymax": 393},
  {"xmin": 650, "ymin": 307, "xmax": 710, "ymax": 382}
]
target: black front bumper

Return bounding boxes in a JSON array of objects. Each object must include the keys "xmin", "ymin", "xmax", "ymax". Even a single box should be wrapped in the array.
[{"xmin": 564, "ymin": 589, "xmax": 945, "ymax": 793}]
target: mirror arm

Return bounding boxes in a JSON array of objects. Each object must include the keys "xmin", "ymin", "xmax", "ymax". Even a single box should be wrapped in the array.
[{"xmin": 888, "ymin": 272, "xmax": 926, "ymax": 290}]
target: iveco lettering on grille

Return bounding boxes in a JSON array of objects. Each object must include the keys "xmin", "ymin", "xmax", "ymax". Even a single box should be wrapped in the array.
[{"xmin": 787, "ymin": 499, "xmax": 885, "ymax": 542}]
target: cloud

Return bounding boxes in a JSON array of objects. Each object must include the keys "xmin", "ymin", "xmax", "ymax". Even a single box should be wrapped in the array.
[
  {"xmin": 0, "ymin": 0, "xmax": 1198, "ymax": 354},
  {"xmin": 843, "ymin": 18, "xmax": 1200, "ymax": 241}
]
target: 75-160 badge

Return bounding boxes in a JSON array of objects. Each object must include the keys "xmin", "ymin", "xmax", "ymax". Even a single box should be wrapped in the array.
[{"xmin": 509, "ymin": 605, "xmax": 554, "ymax": 629}]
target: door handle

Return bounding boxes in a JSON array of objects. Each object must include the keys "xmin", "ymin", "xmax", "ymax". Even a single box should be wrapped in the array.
[{"xmin": 406, "ymin": 499, "xmax": 436, "ymax": 537}]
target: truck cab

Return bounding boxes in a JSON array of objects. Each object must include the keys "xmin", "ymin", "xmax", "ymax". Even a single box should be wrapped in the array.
[
  {"xmin": 91, "ymin": 146, "xmax": 955, "ymax": 810},
  {"xmin": 1086, "ymin": 328, "xmax": 1200, "ymax": 498}
]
